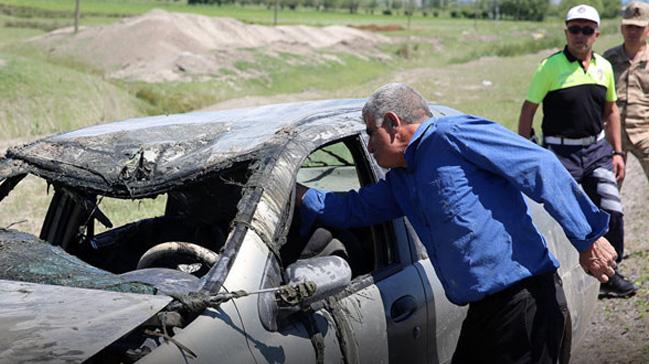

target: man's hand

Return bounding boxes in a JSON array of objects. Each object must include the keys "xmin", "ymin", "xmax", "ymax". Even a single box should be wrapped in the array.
[
  {"xmin": 579, "ymin": 237, "xmax": 618, "ymax": 283},
  {"xmin": 612, "ymin": 154, "xmax": 626, "ymax": 183},
  {"xmin": 295, "ymin": 183, "xmax": 308, "ymax": 208}
]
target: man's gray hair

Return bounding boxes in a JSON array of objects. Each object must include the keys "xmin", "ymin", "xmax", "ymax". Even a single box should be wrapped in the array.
[{"xmin": 362, "ymin": 83, "xmax": 432, "ymax": 127}]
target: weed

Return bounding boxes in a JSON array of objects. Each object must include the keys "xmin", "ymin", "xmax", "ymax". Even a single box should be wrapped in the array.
[
  {"xmin": 233, "ymin": 60, "xmax": 253, "ymax": 71},
  {"xmin": 4, "ymin": 19, "xmax": 66, "ymax": 31}
]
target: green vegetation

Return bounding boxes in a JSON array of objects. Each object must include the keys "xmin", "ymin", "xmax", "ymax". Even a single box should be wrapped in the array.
[
  {"xmin": 0, "ymin": 52, "xmax": 146, "ymax": 139},
  {"xmin": 94, "ymin": 196, "xmax": 167, "ymax": 234},
  {"xmin": 0, "ymin": 0, "xmax": 626, "ymax": 140}
]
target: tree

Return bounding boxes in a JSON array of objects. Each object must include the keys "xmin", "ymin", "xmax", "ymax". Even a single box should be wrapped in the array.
[
  {"xmin": 364, "ymin": 0, "xmax": 378, "ymax": 14},
  {"xmin": 600, "ymin": 0, "xmax": 621, "ymax": 19},
  {"xmin": 558, "ymin": 0, "xmax": 604, "ymax": 19},
  {"xmin": 342, "ymin": 0, "xmax": 361, "ymax": 13},
  {"xmin": 322, "ymin": 0, "xmax": 338, "ymax": 11},
  {"xmin": 500, "ymin": 0, "xmax": 550, "ymax": 21},
  {"xmin": 284, "ymin": 0, "xmax": 302, "ymax": 10},
  {"xmin": 188, "ymin": 0, "xmax": 223, "ymax": 5}
]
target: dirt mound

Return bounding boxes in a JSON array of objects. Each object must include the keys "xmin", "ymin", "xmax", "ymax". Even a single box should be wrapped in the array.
[
  {"xmin": 350, "ymin": 23, "xmax": 404, "ymax": 32},
  {"xmin": 33, "ymin": 9, "xmax": 389, "ymax": 82}
]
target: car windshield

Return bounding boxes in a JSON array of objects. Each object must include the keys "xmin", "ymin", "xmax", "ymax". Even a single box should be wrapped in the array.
[{"xmin": 0, "ymin": 161, "xmax": 250, "ymax": 294}]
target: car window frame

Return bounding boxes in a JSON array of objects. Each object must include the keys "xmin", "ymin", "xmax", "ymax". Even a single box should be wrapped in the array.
[{"xmin": 296, "ymin": 134, "xmax": 415, "ymax": 284}]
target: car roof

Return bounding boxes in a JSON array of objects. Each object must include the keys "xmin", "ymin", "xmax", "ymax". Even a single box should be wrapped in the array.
[{"xmin": 2, "ymin": 99, "xmax": 460, "ymax": 197}]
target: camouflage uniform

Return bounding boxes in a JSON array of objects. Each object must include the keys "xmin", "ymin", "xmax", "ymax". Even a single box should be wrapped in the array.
[{"xmin": 604, "ymin": 3, "xmax": 649, "ymax": 180}]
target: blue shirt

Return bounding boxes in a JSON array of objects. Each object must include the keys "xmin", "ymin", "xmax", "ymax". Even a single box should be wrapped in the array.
[{"xmin": 300, "ymin": 115, "xmax": 609, "ymax": 305}]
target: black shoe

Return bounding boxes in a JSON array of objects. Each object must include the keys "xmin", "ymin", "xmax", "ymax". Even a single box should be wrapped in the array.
[{"xmin": 599, "ymin": 272, "xmax": 638, "ymax": 298}]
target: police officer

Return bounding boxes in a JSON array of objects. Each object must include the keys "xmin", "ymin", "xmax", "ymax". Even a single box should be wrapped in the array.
[
  {"xmin": 518, "ymin": 4, "xmax": 637, "ymax": 298},
  {"xmin": 604, "ymin": 2, "xmax": 649, "ymax": 182}
]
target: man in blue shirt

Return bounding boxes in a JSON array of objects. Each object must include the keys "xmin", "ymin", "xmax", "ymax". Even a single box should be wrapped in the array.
[{"xmin": 297, "ymin": 83, "xmax": 618, "ymax": 363}]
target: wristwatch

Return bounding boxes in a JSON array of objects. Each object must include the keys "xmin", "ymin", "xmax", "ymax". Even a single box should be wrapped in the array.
[{"xmin": 612, "ymin": 151, "xmax": 626, "ymax": 157}]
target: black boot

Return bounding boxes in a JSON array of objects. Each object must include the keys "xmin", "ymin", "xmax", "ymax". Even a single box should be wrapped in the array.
[{"xmin": 599, "ymin": 271, "xmax": 638, "ymax": 298}]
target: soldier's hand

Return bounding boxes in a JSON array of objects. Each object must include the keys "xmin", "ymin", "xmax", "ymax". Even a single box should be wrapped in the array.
[
  {"xmin": 612, "ymin": 154, "xmax": 626, "ymax": 183},
  {"xmin": 579, "ymin": 237, "xmax": 618, "ymax": 283}
]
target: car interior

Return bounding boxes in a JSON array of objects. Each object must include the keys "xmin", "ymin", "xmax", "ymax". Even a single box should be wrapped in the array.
[
  {"xmin": 281, "ymin": 137, "xmax": 400, "ymax": 279},
  {"xmin": 35, "ymin": 162, "xmax": 251, "ymax": 278}
]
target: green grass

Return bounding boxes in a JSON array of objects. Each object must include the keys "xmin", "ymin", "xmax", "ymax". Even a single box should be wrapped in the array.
[
  {"xmin": 0, "ymin": 0, "xmax": 448, "ymax": 26},
  {"xmin": 0, "ymin": 52, "xmax": 146, "ymax": 139},
  {"xmin": 94, "ymin": 196, "xmax": 167, "ymax": 234},
  {"xmin": 0, "ymin": 175, "xmax": 49, "ymax": 236},
  {"xmin": 124, "ymin": 51, "xmax": 391, "ymax": 115},
  {"xmin": 0, "ymin": 0, "xmax": 628, "ymax": 138}
]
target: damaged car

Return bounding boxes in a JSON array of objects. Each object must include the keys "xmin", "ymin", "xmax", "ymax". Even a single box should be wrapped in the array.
[{"xmin": 0, "ymin": 99, "xmax": 599, "ymax": 363}]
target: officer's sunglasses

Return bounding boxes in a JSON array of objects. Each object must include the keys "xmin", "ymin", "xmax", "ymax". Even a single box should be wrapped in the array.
[{"xmin": 567, "ymin": 25, "xmax": 596, "ymax": 36}]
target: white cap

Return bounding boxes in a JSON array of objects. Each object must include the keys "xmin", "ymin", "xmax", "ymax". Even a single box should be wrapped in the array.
[{"xmin": 565, "ymin": 4, "xmax": 600, "ymax": 26}]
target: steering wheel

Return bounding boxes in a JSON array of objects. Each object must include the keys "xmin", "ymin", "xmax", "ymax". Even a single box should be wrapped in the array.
[{"xmin": 136, "ymin": 241, "xmax": 219, "ymax": 277}]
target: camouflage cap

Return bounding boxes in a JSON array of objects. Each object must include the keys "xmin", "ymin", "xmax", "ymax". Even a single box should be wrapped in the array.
[{"xmin": 623, "ymin": 1, "xmax": 649, "ymax": 27}]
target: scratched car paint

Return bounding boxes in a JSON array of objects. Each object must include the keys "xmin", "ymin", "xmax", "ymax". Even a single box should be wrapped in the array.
[{"xmin": 0, "ymin": 99, "xmax": 599, "ymax": 363}]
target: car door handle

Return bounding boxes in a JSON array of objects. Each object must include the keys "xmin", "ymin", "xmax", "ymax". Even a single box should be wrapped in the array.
[{"xmin": 390, "ymin": 295, "xmax": 418, "ymax": 323}]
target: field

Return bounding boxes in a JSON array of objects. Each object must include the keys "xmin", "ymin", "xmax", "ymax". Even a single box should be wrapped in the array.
[
  {"xmin": 0, "ymin": 0, "xmax": 622, "ymax": 140},
  {"xmin": 0, "ymin": 1, "xmax": 647, "ymax": 362}
]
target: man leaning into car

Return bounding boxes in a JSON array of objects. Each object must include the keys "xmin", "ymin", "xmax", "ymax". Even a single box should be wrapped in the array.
[{"xmin": 295, "ymin": 83, "xmax": 617, "ymax": 363}]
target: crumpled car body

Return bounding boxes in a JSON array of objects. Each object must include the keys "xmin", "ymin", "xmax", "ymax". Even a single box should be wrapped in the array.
[{"xmin": 0, "ymin": 99, "xmax": 599, "ymax": 363}]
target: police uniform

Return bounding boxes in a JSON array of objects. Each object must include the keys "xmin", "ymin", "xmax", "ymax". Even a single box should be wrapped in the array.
[{"xmin": 526, "ymin": 46, "xmax": 626, "ymax": 264}]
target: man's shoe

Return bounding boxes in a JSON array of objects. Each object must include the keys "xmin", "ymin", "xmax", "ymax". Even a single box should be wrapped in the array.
[{"xmin": 599, "ymin": 272, "xmax": 638, "ymax": 298}]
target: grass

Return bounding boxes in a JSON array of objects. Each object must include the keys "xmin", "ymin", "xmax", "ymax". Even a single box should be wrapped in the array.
[
  {"xmin": 0, "ymin": 52, "xmax": 147, "ymax": 139},
  {"xmin": 0, "ymin": 0, "xmax": 448, "ymax": 26},
  {"xmin": 94, "ymin": 196, "xmax": 168, "ymax": 234},
  {"xmin": 122, "ymin": 51, "xmax": 391, "ymax": 114},
  {"xmin": 0, "ymin": 174, "xmax": 168, "ymax": 236},
  {"xmin": 0, "ymin": 0, "xmax": 628, "ymax": 137},
  {"xmin": 0, "ymin": 175, "xmax": 49, "ymax": 236}
]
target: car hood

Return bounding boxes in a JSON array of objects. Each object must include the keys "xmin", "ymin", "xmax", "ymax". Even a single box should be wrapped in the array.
[{"xmin": 0, "ymin": 279, "xmax": 172, "ymax": 363}]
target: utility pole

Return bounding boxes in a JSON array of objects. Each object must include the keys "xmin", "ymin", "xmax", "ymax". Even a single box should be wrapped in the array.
[
  {"xmin": 273, "ymin": 0, "xmax": 278, "ymax": 25},
  {"xmin": 74, "ymin": 0, "xmax": 80, "ymax": 33}
]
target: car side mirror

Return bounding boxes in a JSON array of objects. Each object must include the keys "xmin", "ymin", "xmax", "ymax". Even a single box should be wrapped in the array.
[
  {"xmin": 285, "ymin": 255, "xmax": 351, "ymax": 305},
  {"xmin": 264, "ymin": 256, "xmax": 351, "ymax": 331}
]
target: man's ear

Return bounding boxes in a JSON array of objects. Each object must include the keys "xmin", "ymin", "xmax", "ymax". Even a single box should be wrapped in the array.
[{"xmin": 383, "ymin": 112, "xmax": 402, "ymax": 133}]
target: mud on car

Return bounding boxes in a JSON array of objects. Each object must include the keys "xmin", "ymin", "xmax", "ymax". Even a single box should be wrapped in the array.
[{"xmin": 0, "ymin": 99, "xmax": 599, "ymax": 363}]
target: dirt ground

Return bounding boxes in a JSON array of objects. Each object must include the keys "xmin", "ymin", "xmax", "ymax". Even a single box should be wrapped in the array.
[
  {"xmin": 572, "ymin": 154, "xmax": 649, "ymax": 364},
  {"xmin": 31, "ymin": 9, "xmax": 388, "ymax": 83}
]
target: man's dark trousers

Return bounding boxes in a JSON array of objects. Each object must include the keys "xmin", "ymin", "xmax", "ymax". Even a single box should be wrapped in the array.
[
  {"xmin": 546, "ymin": 139, "xmax": 625, "ymax": 261},
  {"xmin": 451, "ymin": 272, "xmax": 570, "ymax": 364}
]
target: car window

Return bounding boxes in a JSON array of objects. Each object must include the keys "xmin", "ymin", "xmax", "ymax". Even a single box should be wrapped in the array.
[
  {"xmin": 94, "ymin": 196, "xmax": 167, "ymax": 234},
  {"xmin": 297, "ymin": 142, "xmax": 360, "ymax": 192},
  {"xmin": 33, "ymin": 163, "xmax": 250, "ymax": 278},
  {"xmin": 283, "ymin": 137, "xmax": 400, "ymax": 280},
  {"xmin": 0, "ymin": 175, "xmax": 49, "ymax": 236}
]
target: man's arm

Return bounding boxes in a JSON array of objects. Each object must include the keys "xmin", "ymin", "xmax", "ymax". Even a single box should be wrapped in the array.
[
  {"xmin": 442, "ymin": 116, "xmax": 616, "ymax": 281},
  {"xmin": 604, "ymin": 101, "xmax": 625, "ymax": 182},
  {"xmin": 295, "ymin": 178, "xmax": 404, "ymax": 235},
  {"xmin": 517, "ymin": 101, "xmax": 539, "ymax": 139}
]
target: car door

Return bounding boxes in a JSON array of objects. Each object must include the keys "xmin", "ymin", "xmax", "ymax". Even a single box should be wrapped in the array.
[{"xmin": 295, "ymin": 136, "xmax": 429, "ymax": 363}]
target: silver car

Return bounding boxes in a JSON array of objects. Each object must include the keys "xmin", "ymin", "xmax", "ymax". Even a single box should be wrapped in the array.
[{"xmin": 0, "ymin": 99, "xmax": 598, "ymax": 363}]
